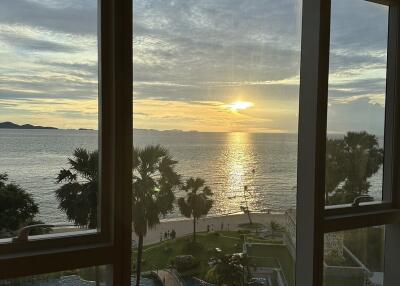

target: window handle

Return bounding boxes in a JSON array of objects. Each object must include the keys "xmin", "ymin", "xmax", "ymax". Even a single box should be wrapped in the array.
[
  {"xmin": 351, "ymin": 195, "xmax": 374, "ymax": 207},
  {"xmin": 12, "ymin": 224, "xmax": 74, "ymax": 243}
]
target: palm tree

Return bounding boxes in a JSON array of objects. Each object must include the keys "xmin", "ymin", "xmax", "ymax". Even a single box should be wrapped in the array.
[
  {"xmin": 240, "ymin": 185, "xmax": 252, "ymax": 225},
  {"xmin": 132, "ymin": 145, "xmax": 180, "ymax": 286},
  {"xmin": 178, "ymin": 177, "xmax": 213, "ymax": 243},
  {"xmin": 55, "ymin": 148, "xmax": 98, "ymax": 229}
]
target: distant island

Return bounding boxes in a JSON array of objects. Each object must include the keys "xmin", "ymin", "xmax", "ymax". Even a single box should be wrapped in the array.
[
  {"xmin": 0, "ymin": 121, "xmax": 58, "ymax": 130},
  {"xmin": 0, "ymin": 121, "xmax": 211, "ymax": 134}
]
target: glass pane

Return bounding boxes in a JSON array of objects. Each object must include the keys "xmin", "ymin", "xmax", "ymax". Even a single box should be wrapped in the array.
[
  {"xmin": 324, "ymin": 226, "xmax": 385, "ymax": 286},
  {"xmin": 0, "ymin": 266, "xmax": 112, "ymax": 286},
  {"xmin": 325, "ymin": 0, "xmax": 388, "ymax": 206},
  {"xmin": 0, "ymin": 1, "xmax": 99, "ymax": 240},
  {"xmin": 132, "ymin": 0, "xmax": 301, "ymax": 285}
]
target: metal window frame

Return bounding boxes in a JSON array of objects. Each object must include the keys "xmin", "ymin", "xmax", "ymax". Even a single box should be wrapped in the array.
[
  {"xmin": 2, "ymin": 0, "xmax": 399, "ymax": 285},
  {"xmin": 0, "ymin": 0, "xmax": 133, "ymax": 284},
  {"xmin": 296, "ymin": 0, "xmax": 400, "ymax": 285}
]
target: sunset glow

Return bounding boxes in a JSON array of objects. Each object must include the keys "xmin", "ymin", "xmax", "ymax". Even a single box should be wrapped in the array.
[
  {"xmin": 227, "ymin": 101, "xmax": 254, "ymax": 112},
  {"xmin": 0, "ymin": 0, "xmax": 386, "ymax": 134}
]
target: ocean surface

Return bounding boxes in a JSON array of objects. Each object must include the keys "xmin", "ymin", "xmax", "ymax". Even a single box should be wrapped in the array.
[{"xmin": 0, "ymin": 129, "xmax": 382, "ymax": 224}]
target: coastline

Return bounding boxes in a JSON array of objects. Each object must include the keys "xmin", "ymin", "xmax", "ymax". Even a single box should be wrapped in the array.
[{"xmin": 133, "ymin": 212, "xmax": 285, "ymax": 246}]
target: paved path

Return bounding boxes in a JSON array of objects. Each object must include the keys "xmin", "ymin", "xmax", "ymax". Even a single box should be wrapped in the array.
[
  {"xmin": 133, "ymin": 212, "xmax": 285, "ymax": 246},
  {"xmin": 153, "ymin": 270, "xmax": 184, "ymax": 286}
]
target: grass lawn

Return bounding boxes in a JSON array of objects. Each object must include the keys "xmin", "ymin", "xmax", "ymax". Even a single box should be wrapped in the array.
[
  {"xmin": 133, "ymin": 231, "xmax": 282, "ymax": 278},
  {"xmin": 238, "ymin": 222, "xmax": 265, "ymax": 229},
  {"xmin": 246, "ymin": 244, "xmax": 295, "ymax": 286},
  {"xmin": 134, "ymin": 231, "xmax": 243, "ymax": 279},
  {"xmin": 134, "ymin": 231, "xmax": 292, "ymax": 283}
]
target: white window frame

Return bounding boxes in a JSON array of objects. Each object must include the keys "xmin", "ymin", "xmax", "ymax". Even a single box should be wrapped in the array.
[
  {"xmin": 0, "ymin": 0, "xmax": 133, "ymax": 284},
  {"xmin": 296, "ymin": 0, "xmax": 400, "ymax": 285}
]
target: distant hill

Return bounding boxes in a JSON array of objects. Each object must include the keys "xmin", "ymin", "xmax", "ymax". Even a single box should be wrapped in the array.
[
  {"xmin": 0, "ymin": 121, "xmax": 58, "ymax": 130},
  {"xmin": 0, "ymin": 121, "xmax": 206, "ymax": 133}
]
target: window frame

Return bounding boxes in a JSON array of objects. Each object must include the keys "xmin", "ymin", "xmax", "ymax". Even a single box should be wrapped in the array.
[
  {"xmin": 2, "ymin": 0, "xmax": 399, "ymax": 285},
  {"xmin": 0, "ymin": 0, "xmax": 133, "ymax": 284},
  {"xmin": 296, "ymin": 0, "xmax": 400, "ymax": 285}
]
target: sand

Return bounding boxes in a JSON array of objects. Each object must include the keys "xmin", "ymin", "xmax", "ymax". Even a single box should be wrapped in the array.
[{"xmin": 132, "ymin": 212, "xmax": 285, "ymax": 246}]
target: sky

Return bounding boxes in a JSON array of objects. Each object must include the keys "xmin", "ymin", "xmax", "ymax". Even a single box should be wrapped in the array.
[{"xmin": 0, "ymin": 0, "xmax": 389, "ymax": 134}]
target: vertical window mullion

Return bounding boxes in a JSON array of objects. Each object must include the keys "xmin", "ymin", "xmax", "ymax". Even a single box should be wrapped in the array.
[
  {"xmin": 384, "ymin": 3, "xmax": 400, "ymax": 286},
  {"xmin": 99, "ymin": 0, "xmax": 114, "ymax": 243},
  {"xmin": 100, "ymin": 0, "xmax": 133, "ymax": 284},
  {"xmin": 382, "ymin": 2, "xmax": 399, "ymax": 205},
  {"xmin": 111, "ymin": 0, "xmax": 133, "ymax": 284},
  {"xmin": 296, "ymin": 0, "xmax": 331, "ymax": 285}
]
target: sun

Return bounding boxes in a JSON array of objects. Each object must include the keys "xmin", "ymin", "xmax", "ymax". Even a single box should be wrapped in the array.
[{"xmin": 227, "ymin": 101, "xmax": 254, "ymax": 111}]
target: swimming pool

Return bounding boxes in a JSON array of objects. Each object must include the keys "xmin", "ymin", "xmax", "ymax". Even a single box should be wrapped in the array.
[
  {"xmin": 130, "ymin": 276, "xmax": 162, "ymax": 286},
  {"xmin": 183, "ymin": 277, "xmax": 214, "ymax": 286}
]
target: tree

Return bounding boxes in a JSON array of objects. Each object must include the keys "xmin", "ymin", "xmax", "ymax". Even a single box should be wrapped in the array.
[
  {"xmin": 0, "ymin": 173, "xmax": 39, "ymax": 236},
  {"xmin": 55, "ymin": 148, "xmax": 98, "ymax": 228},
  {"xmin": 132, "ymin": 145, "xmax": 180, "ymax": 286},
  {"xmin": 270, "ymin": 220, "xmax": 284, "ymax": 234},
  {"xmin": 326, "ymin": 132, "xmax": 383, "ymax": 205},
  {"xmin": 206, "ymin": 253, "xmax": 247, "ymax": 286},
  {"xmin": 325, "ymin": 139, "xmax": 346, "ymax": 204},
  {"xmin": 240, "ymin": 185, "xmax": 252, "ymax": 225},
  {"xmin": 178, "ymin": 177, "xmax": 213, "ymax": 243}
]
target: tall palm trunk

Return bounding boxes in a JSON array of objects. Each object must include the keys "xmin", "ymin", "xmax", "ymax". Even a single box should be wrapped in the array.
[
  {"xmin": 246, "ymin": 211, "xmax": 252, "ymax": 225},
  {"xmin": 136, "ymin": 235, "xmax": 144, "ymax": 286},
  {"xmin": 193, "ymin": 217, "xmax": 197, "ymax": 243},
  {"xmin": 245, "ymin": 201, "xmax": 252, "ymax": 225}
]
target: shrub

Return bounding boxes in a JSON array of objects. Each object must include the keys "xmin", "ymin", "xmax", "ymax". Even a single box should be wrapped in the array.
[
  {"xmin": 172, "ymin": 255, "xmax": 199, "ymax": 272},
  {"xmin": 182, "ymin": 240, "xmax": 204, "ymax": 254},
  {"xmin": 270, "ymin": 221, "xmax": 284, "ymax": 232},
  {"xmin": 163, "ymin": 246, "xmax": 172, "ymax": 253}
]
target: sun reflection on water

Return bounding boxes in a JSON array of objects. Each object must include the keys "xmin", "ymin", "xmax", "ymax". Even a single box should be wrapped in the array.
[{"xmin": 217, "ymin": 132, "xmax": 258, "ymax": 214}]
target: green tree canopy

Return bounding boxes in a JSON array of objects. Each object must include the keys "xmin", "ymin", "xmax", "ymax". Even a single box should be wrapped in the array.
[
  {"xmin": 0, "ymin": 173, "xmax": 39, "ymax": 235},
  {"xmin": 326, "ymin": 131, "xmax": 383, "ymax": 205},
  {"xmin": 325, "ymin": 139, "xmax": 346, "ymax": 202},
  {"xmin": 132, "ymin": 145, "xmax": 180, "ymax": 286},
  {"xmin": 206, "ymin": 253, "xmax": 247, "ymax": 286},
  {"xmin": 55, "ymin": 148, "xmax": 98, "ymax": 228},
  {"xmin": 178, "ymin": 177, "xmax": 213, "ymax": 242}
]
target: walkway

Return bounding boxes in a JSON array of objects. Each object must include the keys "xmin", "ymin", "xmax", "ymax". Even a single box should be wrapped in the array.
[
  {"xmin": 133, "ymin": 212, "xmax": 285, "ymax": 245},
  {"xmin": 153, "ymin": 269, "xmax": 184, "ymax": 286}
]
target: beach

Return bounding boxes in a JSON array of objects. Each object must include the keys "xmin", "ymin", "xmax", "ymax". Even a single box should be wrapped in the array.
[{"xmin": 133, "ymin": 212, "xmax": 285, "ymax": 246}]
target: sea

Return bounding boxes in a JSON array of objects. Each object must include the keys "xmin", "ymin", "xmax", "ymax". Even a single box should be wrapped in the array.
[{"xmin": 0, "ymin": 129, "xmax": 383, "ymax": 224}]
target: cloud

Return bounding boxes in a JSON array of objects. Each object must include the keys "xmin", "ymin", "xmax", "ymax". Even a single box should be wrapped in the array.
[
  {"xmin": 0, "ymin": 21, "xmax": 98, "ymax": 102},
  {"xmin": 133, "ymin": 98, "xmax": 298, "ymax": 133},
  {"xmin": 0, "ymin": 33, "xmax": 79, "ymax": 53},
  {"xmin": 0, "ymin": 0, "xmax": 390, "ymax": 132},
  {"xmin": 0, "ymin": 97, "xmax": 98, "ymax": 129},
  {"xmin": 327, "ymin": 97, "xmax": 385, "ymax": 135},
  {"xmin": 330, "ymin": 0, "xmax": 388, "ymax": 52},
  {"xmin": 0, "ymin": 0, "xmax": 97, "ymax": 35}
]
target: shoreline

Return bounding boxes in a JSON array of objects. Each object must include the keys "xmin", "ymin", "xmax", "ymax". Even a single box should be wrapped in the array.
[{"xmin": 132, "ymin": 212, "xmax": 285, "ymax": 246}]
